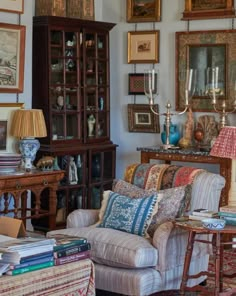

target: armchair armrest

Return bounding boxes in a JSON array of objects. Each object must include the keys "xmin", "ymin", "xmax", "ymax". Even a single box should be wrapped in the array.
[
  {"xmin": 67, "ymin": 209, "xmax": 99, "ymax": 228},
  {"xmin": 152, "ymin": 221, "xmax": 211, "ymax": 272}
]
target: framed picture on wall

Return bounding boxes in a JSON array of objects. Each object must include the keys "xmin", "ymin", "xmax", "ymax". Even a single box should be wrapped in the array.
[
  {"xmin": 0, "ymin": 23, "xmax": 26, "ymax": 93},
  {"xmin": 127, "ymin": 0, "xmax": 161, "ymax": 23},
  {"xmin": 128, "ymin": 104, "xmax": 160, "ymax": 133},
  {"xmin": 0, "ymin": 103, "xmax": 24, "ymax": 153},
  {"xmin": 0, "ymin": 0, "xmax": 24, "ymax": 14},
  {"xmin": 182, "ymin": 0, "xmax": 235, "ymax": 20},
  {"xmin": 128, "ymin": 73, "xmax": 158, "ymax": 95},
  {"xmin": 128, "ymin": 30, "xmax": 159, "ymax": 64}
]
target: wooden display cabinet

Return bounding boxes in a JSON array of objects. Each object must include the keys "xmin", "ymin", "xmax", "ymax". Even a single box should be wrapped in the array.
[{"xmin": 32, "ymin": 16, "xmax": 117, "ymax": 231}]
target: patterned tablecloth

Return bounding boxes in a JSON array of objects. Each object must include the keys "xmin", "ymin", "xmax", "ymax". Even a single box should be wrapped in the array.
[{"xmin": 0, "ymin": 258, "xmax": 95, "ymax": 296}]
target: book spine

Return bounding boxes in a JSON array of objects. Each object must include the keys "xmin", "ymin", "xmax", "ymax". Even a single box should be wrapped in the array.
[
  {"xmin": 10, "ymin": 256, "xmax": 54, "ymax": 270},
  {"xmin": 219, "ymin": 207, "xmax": 236, "ymax": 213},
  {"xmin": 54, "ymin": 243, "xmax": 91, "ymax": 258},
  {"xmin": 222, "ymin": 216, "xmax": 236, "ymax": 226},
  {"xmin": 192, "ymin": 211, "xmax": 217, "ymax": 217},
  {"xmin": 21, "ymin": 251, "xmax": 54, "ymax": 263},
  {"xmin": 219, "ymin": 211, "xmax": 236, "ymax": 218},
  {"xmin": 6, "ymin": 261, "xmax": 54, "ymax": 275},
  {"xmin": 54, "ymin": 250, "xmax": 90, "ymax": 266},
  {"xmin": 53, "ymin": 239, "xmax": 87, "ymax": 252}
]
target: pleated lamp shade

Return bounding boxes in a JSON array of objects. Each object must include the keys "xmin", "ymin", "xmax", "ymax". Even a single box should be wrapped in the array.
[
  {"xmin": 210, "ymin": 126, "xmax": 236, "ymax": 159},
  {"xmin": 11, "ymin": 109, "xmax": 47, "ymax": 138}
]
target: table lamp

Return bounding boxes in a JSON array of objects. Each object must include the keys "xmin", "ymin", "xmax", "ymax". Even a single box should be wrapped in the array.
[
  {"xmin": 10, "ymin": 109, "xmax": 47, "ymax": 171},
  {"xmin": 210, "ymin": 126, "xmax": 236, "ymax": 206}
]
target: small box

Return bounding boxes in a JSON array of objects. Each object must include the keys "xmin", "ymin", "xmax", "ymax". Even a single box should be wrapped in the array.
[
  {"xmin": 35, "ymin": 0, "xmax": 66, "ymax": 17},
  {"xmin": 67, "ymin": 0, "xmax": 94, "ymax": 20},
  {"xmin": 0, "ymin": 216, "xmax": 26, "ymax": 238}
]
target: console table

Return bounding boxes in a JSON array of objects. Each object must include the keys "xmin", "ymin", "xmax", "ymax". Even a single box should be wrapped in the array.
[
  {"xmin": 0, "ymin": 170, "xmax": 64, "ymax": 230},
  {"xmin": 137, "ymin": 147, "xmax": 231, "ymax": 206}
]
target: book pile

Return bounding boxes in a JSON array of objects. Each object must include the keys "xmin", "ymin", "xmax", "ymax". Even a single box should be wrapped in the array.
[
  {"xmin": 219, "ymin": 205, "xmax": 236, "ymax": 226},
  {"xmin": 51, "ymin": 234, "xmax": 91, "ymax": 266},
  {"xmin": 189, "ymin": 208, "xmax": 218, "ymax": 221},
  {"xmin": 0, "ymin": 237, "xmax": 56, "ymax": 276}
]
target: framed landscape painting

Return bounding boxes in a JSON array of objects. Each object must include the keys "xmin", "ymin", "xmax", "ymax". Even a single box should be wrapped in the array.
[
  {"xmin": 127, "ymin": 0, "xmax": 161, "ymax": 22},
  {"xmin": 0, "ymin": 23, "xmax": 26, "ymax": 93},
  {"xmin": 0, "ymin": 0, "xmax": 24, "ymax": 14}
]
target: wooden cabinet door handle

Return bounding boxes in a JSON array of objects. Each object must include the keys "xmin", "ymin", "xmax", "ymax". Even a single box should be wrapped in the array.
[
  {"xmin": 43, "ymin": 179, "xmax": 48, "ymax": 186},
  {"xmin": 16, "ymin": 182, "xmax": 22, "ymax": 190}
]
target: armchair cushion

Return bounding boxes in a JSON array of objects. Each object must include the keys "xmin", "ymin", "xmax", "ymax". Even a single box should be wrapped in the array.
[
  {"xmin": 98, "ymin": 191, "xmax": 159, "ymax": 237},
  {"xmin": 112, "ymin": 179, "xmax": 192, "ymax": 237}
]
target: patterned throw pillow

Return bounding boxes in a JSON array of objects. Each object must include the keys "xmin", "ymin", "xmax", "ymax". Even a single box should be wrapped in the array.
[
  {"xmin": 112, "ymin": 179, "xmax": 192, "ymax": 237},
  {"xmin": 98, "ymin": 191, "xmax": 159, "ymax": 237}
]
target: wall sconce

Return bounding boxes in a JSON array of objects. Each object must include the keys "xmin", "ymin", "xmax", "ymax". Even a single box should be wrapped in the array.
[{"xmin": 10, "ymin": 109, "xmax": 47, "ymax": 171}]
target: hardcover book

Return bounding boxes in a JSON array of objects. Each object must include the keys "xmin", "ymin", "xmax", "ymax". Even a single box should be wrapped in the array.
[
  {"xmin": 54, "ymin": 250, "xmax": 90, "ymax": 266},
  {"xmin": 50, "ymin": 234, "xmax": 87, "ymax": 252},
  {"xmin": 9, "ymin": 255, "xmax": 54, "ymax": 270},
  {"xmin": 6, "ymin": 261, "xmax": 54, "ymax": 275},
  {"xmin": 54, "ymin": 242, "xmax": 91, "ymax": 258},
  {"xmin": 189, "ymin": 214, "xmax": 209, "ymax": 221},
  {"xmin": 192, "ymin": 209, "xmax": 218, "ymax": 217},
  {"xmin": 219, "ymin": 205, "xmax": 236, "ymax": 214},
  {"xmin": 218, "ymin": 211, "xmax": 236, "ymax": 218},
  {"xmin": 0, "ymin": 250, "xmax": 53, "ymax": 265}
]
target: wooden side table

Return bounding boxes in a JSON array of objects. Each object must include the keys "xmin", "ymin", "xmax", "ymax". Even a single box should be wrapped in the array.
[
  {"xmin": 175, "ymin": 220, "xmax": 236, "ymax": 295},
  {"xmin": 0, "ymin": 170, "xmax": 64, "ymax": 230}
]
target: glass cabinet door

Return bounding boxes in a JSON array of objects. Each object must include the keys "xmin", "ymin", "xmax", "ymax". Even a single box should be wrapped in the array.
[{"xmin": 49, "ymin": 30, "xmax": 82, "ymax": 142}]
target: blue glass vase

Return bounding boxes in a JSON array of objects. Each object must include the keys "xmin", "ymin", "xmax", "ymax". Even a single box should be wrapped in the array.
[{"xmin": 161, "ymin": 124, "xmax": 181, "ymax": 146}]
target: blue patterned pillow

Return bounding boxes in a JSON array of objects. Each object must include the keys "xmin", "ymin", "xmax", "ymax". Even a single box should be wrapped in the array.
[{"xmin": 98, "ymin": 191, "xmax": 159, "ymax": 236}]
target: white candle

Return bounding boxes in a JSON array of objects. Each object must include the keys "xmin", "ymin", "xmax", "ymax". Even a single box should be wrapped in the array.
[
  {"xmin": 148, "ymin": 71, "xmax": 152, "ymax": 91},
  {"xmin": 152, "ymin": 69, "xmax": 155, "ymax": 91},
  {"xmin": 215, "ymin": 67, "xmax": 219, "ymax": 88},
  {"xmin": 212, "ymin": 68, "xmax": 215, "ymax": 89},
  {"xmin": 188, "ymin": 69, "xmax": 193, "ymax": 91}
]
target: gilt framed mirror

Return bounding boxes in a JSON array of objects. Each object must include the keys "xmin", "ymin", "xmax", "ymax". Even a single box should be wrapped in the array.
[{"xmin": 175, "ymin": 29, "xmax": 236, "ymax": 112}]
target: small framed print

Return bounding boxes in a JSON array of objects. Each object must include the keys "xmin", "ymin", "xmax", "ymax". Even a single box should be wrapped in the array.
[
  {"xmin": 128, "ymin": 30, "xmax": 159, "ymax": 64},
  {"xmin": 0, "ymin": 0, "xmax": 24, "ymax": 14},
  {"xmin": 182, "ymin": 0, "xmax": 235, "ymax": 20},
  {"xmin": 128, "ymin": 104, "xmax": 160, "ymax": 133},
  {"xmin": 127, "ymin": 0, "xmax": 161, "ymax": 23},
  {"xmin": 128, "ymin": 73, "xmax": 157, "ymax": 95}
]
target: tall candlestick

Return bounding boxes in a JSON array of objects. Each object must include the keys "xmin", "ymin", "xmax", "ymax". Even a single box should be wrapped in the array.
[
  {"xmin": 188, "ymin": 69, "xmax": 193, "ymax": 91},
  {"xmin": 215, "ymin": 67, "xmax": 219, "ymax": 88}
]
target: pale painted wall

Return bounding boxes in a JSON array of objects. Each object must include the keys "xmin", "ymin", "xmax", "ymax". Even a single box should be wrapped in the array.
[{"xmin": 0, "ymin": 0, "xmax": 235, "ymax": 179}]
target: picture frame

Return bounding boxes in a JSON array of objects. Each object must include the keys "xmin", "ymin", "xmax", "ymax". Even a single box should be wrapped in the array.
[
  {"xmin": 0, "ymin": 0, "xmax": 24, "ymax": 14},
  {"xmin": 0, "ymin": 103, "xmax": 24, "ymax": 153},
  {"xmin": 182, "ymin": 0, "xmax": 235, "ymax": 20},
  {"xmin": 128, "ymin": 30, "xmax": 159, "ymax": 64},
  {"xmin": 175, "ymin": 29, "xmax": 236, "ymax": 112},
  {"xmin": 128, "ymin": 104, "xmax": 160, "ymax": 133},
  {"xmin": 127, "ymin": 0, "xmax": 161, "ymax": 23},
  {"xmin": 128, "ymin": 73, "xmax": 158, "ymax": 95},
  {"xmin": 0, "ymin": 23, "xmax": 26, "ymax": 93}
]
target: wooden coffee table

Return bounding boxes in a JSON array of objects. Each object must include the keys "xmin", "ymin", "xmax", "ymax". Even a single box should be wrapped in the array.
[{"xmin": 175, "ymin": 220, "xmax": 236, "ymax": 295}]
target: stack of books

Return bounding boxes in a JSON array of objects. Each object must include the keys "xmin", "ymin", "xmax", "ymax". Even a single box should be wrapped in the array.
[
  {"xmin": 0, "ymin": 237, "xmax": 55, "ymax": 275},
  {"xmin": 51, "ymin": 234, "xmax": 91, "ymax": 266},
  {"xmin": 219, "ymin": 205, "xmax": 236, "ymax": 225},
  {"xmin": 189, "ymin": 208, "xmax": 218, "ymax": 220}
]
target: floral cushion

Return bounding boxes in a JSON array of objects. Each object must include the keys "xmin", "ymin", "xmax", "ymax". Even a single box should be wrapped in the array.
[
  {"xmin": 97, "ymin": 190, "xmax": 159, "ymax": 237},
  {"xmin": 112, "ymin": 179, "xmax": 192, "ymax": 237}
]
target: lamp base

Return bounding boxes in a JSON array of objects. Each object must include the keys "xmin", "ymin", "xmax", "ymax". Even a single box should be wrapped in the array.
[{"xmin": 19, "ymin": 138, "xmax": 40, "ymax": 171}]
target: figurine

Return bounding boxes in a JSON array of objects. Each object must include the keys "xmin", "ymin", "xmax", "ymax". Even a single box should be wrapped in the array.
[
  {"xmin": 69, "ymin": 156, "xmax": 78, "ymax": 185},
  {"xmin": 88, "ymin": 114, "xmax": 96, "ymax": 137}
]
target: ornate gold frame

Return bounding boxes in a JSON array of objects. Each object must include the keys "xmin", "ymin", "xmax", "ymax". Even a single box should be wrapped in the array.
[{"xmin": 127, "ymin": 0, "xmax": 161, "ymax": 23}]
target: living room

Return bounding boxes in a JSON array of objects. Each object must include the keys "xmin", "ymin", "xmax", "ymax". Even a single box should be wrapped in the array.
[{"xmin": 0, "ymin": 1, "xmax": 236, "ymax": 295}]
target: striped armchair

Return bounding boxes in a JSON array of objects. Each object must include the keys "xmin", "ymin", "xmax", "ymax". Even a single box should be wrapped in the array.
[{"xmin": 47, "ymin": 164, "xmax": 225, "ymax": 296}]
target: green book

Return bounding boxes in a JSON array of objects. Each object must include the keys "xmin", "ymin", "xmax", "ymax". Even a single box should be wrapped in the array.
[
  {"xmin": 49, "ymin": 234, "xmax": 87, "ymax": 252},
  {"xmin": 218, "ymin": 211, "xmax": 236, "ymax": 218},
  {"xmin": 6, "ymin": 261, "xmax": 53, "ymax": 275}
]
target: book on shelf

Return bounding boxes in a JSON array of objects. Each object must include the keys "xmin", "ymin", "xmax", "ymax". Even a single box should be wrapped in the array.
[
  {"xmin": 54, "ymin": 242, "xmax": 91, "ymax": 258},
  {"xmin": 49, "ymin": 234, "xmax": 87, "ymax": 252},
  {"xmin": 191, "ymin": 209, "xmax": 218, "ymax": 218},
  {"xmin": 0, "ymin": 250, "xmax": 53, "ymax": 265},
  {"xmin": 218, "ymin": 211, "xmax": 236, "ymax": 218},
  {"xmin": 6, "ymin": 260, "xmax": 54, "ymax": 276},
  {"xmin": 54, "ymin": 250, "xmax": 90, "ymax": 266},
  {"xmin": 219, "ymin": 205, "xmax": 236, "ymax": 214},
  {"xmin": 9, "ymin": 255, "xmax": 54, "ymax": 270},
  {"xmin": 219, "ymin": 216, "xmax": 236, "ymax": 226}
]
